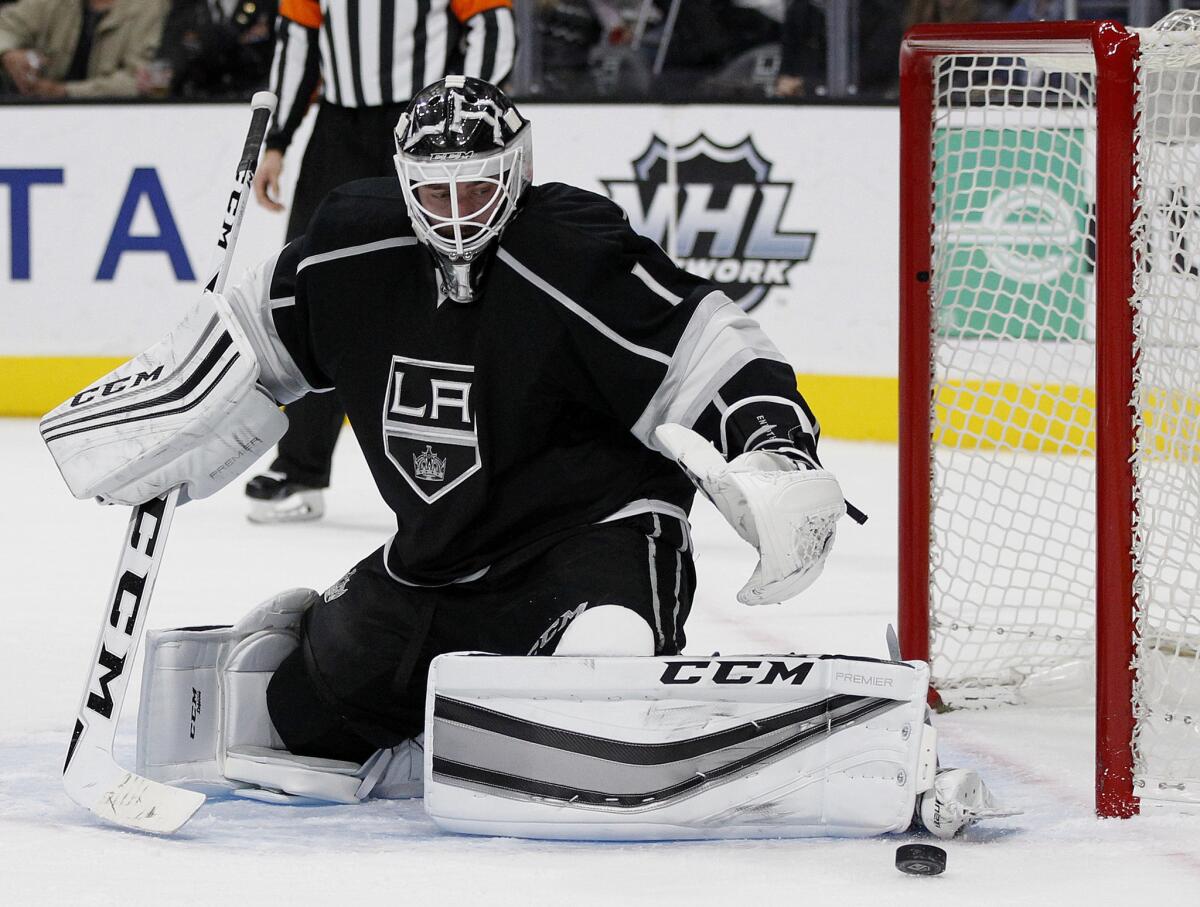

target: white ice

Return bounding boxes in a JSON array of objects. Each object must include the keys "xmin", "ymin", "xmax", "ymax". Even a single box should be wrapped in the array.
[{"xmin": 2, "ymin": 419, "xmax": 1198, "ymax": 905}]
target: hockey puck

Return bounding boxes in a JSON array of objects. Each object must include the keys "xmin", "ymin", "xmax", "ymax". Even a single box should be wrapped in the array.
[{"xmin": 895, "ymin": 844, "xmax": 947, "ymax": 876}]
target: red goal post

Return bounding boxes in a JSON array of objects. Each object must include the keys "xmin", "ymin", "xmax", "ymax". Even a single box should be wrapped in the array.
[{"xmin": 898, "ymin": 21, "xmax": 1140, "ymax": 818}]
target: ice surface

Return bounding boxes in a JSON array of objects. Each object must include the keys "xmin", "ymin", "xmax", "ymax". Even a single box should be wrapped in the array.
[{"xmin": 3, "ymin": 419, "xmax": 1199, "ymax": 904}]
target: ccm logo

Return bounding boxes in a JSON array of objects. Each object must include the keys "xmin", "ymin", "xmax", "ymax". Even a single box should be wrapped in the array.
[
  {"xmin": 189, "ymin": 688, "xmax": 202, "ymax": 739},
  {"xmin": 835, "ymin": 672, "xmax": 893, "ymax": 688},
  {"xmin": 660, "ymin": 660, "xmax": 812, "ymax": 685},
  {"xmin": 85, "ymin": 497, "xmax": 166, "ymax": 719},
  {"xmin": 71, "ymin": 366, "xmax": 163, "ymax": 407}
]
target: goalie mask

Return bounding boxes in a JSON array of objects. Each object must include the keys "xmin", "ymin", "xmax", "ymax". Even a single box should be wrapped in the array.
[{"xmin": 394, "ymin": 76, "xmax": 533, "ymax": 303}]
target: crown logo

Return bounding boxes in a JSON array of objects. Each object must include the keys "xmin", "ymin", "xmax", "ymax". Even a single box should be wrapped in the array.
[{"xmin": 413, "ymin": 445, "xmax": 447, "ymax": 482}]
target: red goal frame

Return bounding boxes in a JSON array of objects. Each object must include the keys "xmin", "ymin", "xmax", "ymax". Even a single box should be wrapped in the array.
[{"xmin": 897, "ymin": 20, "xmax": 1140, "ymax": 818}]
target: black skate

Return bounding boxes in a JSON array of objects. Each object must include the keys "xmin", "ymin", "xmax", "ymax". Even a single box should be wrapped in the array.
[{"xmin": 244, "ymin": 471, "xmax": 324, "ymax": 524}]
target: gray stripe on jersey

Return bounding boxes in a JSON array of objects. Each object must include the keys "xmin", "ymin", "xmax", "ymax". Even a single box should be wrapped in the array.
[
  {"xmin": 296, "ymin": 236, "xmax": 418, "ymax": 272},
  {"xmin": 647, "ymin": 514, "xmax": 665, "ymax": 650},
  {"xmin": 672, "ymin": 544, "xmax": 683, "ymax": 649},
  {"xmin": 632, "ymin": 290, "xmax": 789, "ymax": 450},
  {"xmin": 632, "ymin": 262, "xmax": 683, "ymax": 305},
  {"xmin": 600, "ymin": 498, "xmax": 690, "ymax": 526},
  {"xmin": 497, "ymin": 249, "xmax": 672, "ymax": 366},
  {"xmin": 383, "ymin": 533, "xmax": 490, "ymax": 586},
  {"xmin": 222, "ymin": 250, "xmax": 315, "ymax": 403}
]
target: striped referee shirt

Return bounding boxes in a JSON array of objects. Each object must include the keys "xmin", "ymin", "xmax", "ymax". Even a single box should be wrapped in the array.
[{"xmin": 267, "ymin": 0, "xmax": 517, "ymax": 152}]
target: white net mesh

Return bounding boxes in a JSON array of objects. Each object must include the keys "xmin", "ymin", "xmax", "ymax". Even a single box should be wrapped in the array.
[
  {"xmin": 1130, "ymin": 27, "xmax": 1200, "ymax": 805},
  {"xmin": 928, "ymin": 53, "xmax": 1099, "ymax": 704},
  {"xmin": 924, "ymin": 29, "xmax": 1200, "ymax": 805}
]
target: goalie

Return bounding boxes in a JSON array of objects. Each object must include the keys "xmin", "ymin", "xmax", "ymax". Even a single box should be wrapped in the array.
[{"xmin": 42, "ymin": 77, "xmax": 1007, "ymax": 840}]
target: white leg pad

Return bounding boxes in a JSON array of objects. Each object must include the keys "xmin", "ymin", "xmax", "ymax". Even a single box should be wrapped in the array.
[
  {"xmin": 424, "ymin": 653, "xmax": 932, "ymax": 840},
  {"xmin": 135, "ymin": 588, "xmax": 316, "ymax": 791},
  {"xmin": 224, "ymin": 747, "xmax": 365, "ymax": 804},
  {"xmin": 137, "ymin": 586, "xmax": 427, "ymax": 804}
]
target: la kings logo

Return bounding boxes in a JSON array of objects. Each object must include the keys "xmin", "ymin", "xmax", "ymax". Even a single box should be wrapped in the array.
[
  {"xmin": 383, "ymin": 355, "xmax": 479, "ymax": 504},
  {"xmin": 602, "ymin": 135, "xmax": 815, "ymax": 311}
]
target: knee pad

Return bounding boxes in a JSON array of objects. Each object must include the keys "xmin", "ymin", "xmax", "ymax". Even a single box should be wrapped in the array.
[
  {"xmin": 553, "ymin": 605, "xmax": 655, "ymax": 656},
  {"xmin": 135, "ymin": 588, "xmax": 318, "ymax": 791}
]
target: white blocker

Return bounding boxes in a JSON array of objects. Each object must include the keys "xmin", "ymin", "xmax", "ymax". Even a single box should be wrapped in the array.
[{"xmin": 424, "ymin": 653, "xmax": 936, "ymax": 840}]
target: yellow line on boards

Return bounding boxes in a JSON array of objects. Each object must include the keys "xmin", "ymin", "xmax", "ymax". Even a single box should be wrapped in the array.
[{"xmin": 0, "ymin": 357, "xmax": 126, "ymax": 417}]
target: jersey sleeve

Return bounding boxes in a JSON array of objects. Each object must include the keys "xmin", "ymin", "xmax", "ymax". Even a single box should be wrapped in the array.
[
  {"xmin": 634, "ymin": 288, "xmax": 822, "ymax": 467},
  {"xmin": 505, "ymin": 191, "xmax": 821, "ymax": 466},
  {"xmin": 221, "ymin": 238, "xmax": 332, "ymax": 402},
  {"xmin": 266, "ymin": 0, "xmax": 323, "ymax": 154}
]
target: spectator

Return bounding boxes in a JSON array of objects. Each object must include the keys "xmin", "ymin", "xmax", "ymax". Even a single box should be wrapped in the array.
[
  {"xmin": 143, "ymin": 0, "xmax": 276, "ymax": 99},
  {"xmin": 0, "ymin": 0, "xmax": 168, "ymax": 99},
  {"xmin": 905, "ymin": 0, "xmax": 982, "ymax": 28},
  {"xmin": 775, "ymin": 0, "xmax": 822, "ymax": 98},
  {"xmin": 775, "ymin": 0, "xmax": 903, "ymax": 99},
  {"xmin": 654, "ymin": 0, "xmax": 778, "ymax": 72},
  {"xmin": 536, "ymin": 0, "xmax": 603, "ymax": 95},
  {"xmin": 243, "ymin": 0, "xmax": 517, "ymax": 524}
]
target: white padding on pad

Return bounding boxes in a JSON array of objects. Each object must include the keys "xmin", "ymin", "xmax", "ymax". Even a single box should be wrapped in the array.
[
  {"xmin": 223, "ymin": 746, "xmax": 363, "ymax": 804},
  {"xmin": 221, "ymin": 630, "xmax": 295, "ymax": 754},
  {"xmin": 136, "ymin": 626, "xmax": 233, "ymax": 790},
  {"xmin": 424, "ymin": 653, "xmax": 931, "ymax": 840},
  {"xmin": 135, "ymin": 588, "xmax": 315, "ymax": 791}
]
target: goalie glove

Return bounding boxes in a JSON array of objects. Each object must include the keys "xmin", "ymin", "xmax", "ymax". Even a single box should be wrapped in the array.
[{"xmin": 655, "ymin": 423, "xmax": 846, "ymax": 606}]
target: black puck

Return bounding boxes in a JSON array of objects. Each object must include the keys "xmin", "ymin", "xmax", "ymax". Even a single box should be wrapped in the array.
[{"xmin": 895, "ymin": 843, "xmax": 947, "ymax": 876}]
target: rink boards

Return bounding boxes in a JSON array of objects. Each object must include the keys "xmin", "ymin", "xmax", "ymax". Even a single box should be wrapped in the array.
[{"xmin": 0, "ymin": 102, "xmax": 900, "ymax": 434}]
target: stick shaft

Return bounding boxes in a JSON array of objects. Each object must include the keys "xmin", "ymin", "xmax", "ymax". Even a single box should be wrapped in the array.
[
  {"xmin": 63, "ymin": 95, "xmax": 277, "ymax": 833},
  {"xmin": 204, "ymin": 91, "xmax": 277, "ymax": 296}
]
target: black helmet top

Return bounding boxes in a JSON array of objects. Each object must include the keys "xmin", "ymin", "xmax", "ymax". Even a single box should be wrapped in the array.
[
  {"xmin": 393, "ymin": 76, "xmax": 533, "ymax": 304},
  {"xmin": 398, "ymin": 76, "xmax": 528, "ymax": 159}
]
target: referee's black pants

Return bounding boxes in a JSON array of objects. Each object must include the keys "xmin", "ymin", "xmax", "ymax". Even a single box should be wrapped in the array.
[{"xmin": 269, "ymin": 100, "xmax": 409, "ymax": 488}]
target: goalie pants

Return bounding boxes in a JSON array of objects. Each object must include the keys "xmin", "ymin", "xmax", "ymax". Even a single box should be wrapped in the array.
[{"xmin": 266, "ymin": 512, "xmax": 695, "ymax": 762}]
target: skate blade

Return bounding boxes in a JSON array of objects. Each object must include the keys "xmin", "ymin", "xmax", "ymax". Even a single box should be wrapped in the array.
[{"xmin": 247, "ymin": 491, "xmax": 324, "ymax": 524}]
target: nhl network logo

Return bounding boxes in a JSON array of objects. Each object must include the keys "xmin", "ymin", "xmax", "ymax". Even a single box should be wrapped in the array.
[
  {"xmin": 602, "ymin": 135, "xmax": 815, "ymax": 311},
  {"xmin": 413, "ymin": 445, "xmax": 447, "ymax": 482}
]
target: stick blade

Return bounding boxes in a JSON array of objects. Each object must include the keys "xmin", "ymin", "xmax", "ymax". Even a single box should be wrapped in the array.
[{"xmin": 64, "ymin": 743, "xmax": 204, "ymax": 834}]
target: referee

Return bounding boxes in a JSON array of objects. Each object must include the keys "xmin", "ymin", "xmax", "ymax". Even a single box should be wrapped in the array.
[{"xmin": 246, "ymin": 0, "xmax": 517, "ymax": 523}]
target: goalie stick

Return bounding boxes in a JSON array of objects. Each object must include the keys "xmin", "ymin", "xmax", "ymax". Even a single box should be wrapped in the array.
[{"xmin": 62, "ymin": 91, "xmax": 277, "ymax": 834}]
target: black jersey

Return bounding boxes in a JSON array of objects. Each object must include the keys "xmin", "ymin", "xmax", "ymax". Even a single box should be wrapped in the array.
[{"xmin": 260, "ymin": 180, "xmax": 821, "ymax": 585}]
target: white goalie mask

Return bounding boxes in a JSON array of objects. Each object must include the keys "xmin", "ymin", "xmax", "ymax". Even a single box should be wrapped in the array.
[{"xmin": 394, "ymin": 76, "xmax": 533, "ymax": 303}]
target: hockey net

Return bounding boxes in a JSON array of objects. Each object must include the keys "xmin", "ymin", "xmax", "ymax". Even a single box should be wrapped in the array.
[{"xmin": 899, "ymin": 17, "xmax": 1200, "ymax": 817}]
